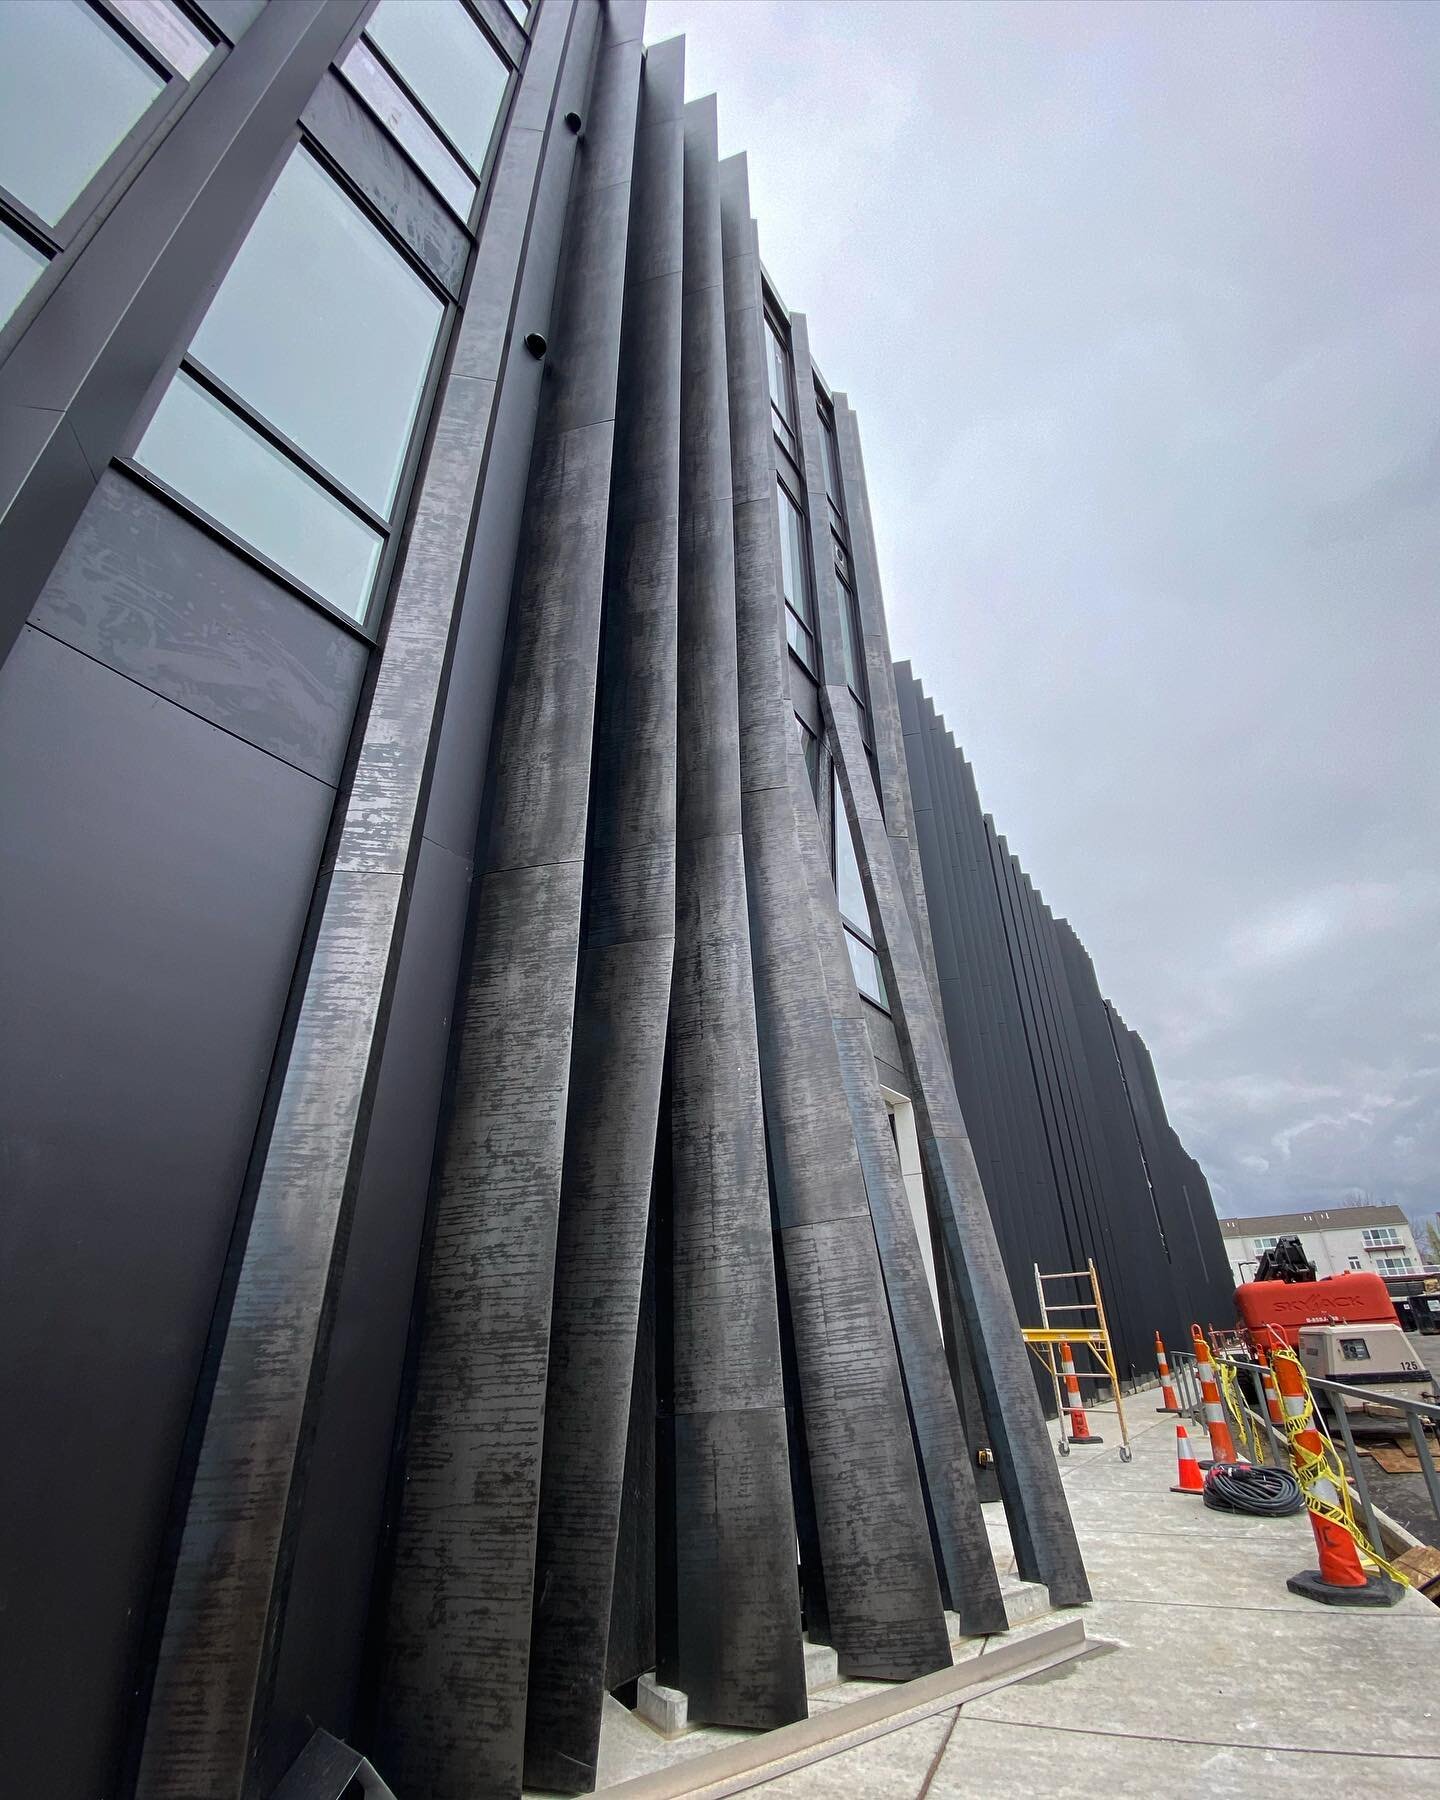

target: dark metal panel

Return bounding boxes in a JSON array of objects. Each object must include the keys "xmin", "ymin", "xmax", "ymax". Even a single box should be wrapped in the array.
[
  {"xmin": 0, "ymin": 0, "xmax": 369, "ymax": 669},
  {"xmin": 665, "ymin": 1407, "xmax": 807, "ymax": 1721},
  {"xmin": 29, "ymin": 469, "xmax": 368, "ymax": 785},
  {"xmin": 376, "ymin": 856, "xmax": 586, "ymax": 1798},
  {"xmin": 791, "ymin": 749, "xmax": 1004, "ymax": 1634},
  {"xmin": 301, "ymin": 72, "xmax": 471, "ymax": 298},
  {"xmin": 422, "ymin": 0, "xmax": 594, "ymax": 863},
  {"xmin": 191, "ymin": 0, "xmax": 268, "ymax": 43},
  {"xmin": 378, "ymin": 21, "xmax": 643, "ymax": 1797},
  {"xmin": 721, "ymin": 153, "xmax": 950, "ymax": 1678},
  {"xmin": 828, "ymin": 698, "xmax": 1090, "ymax": 1607},
  {"xmin": 258, "ymin": 833, "xmax": 472, "ymax": 1792},
  {"xmin": 657, "ymin": 93, "xmax": 806, "ymax": 1732},
  {"xmin": 133, "ymin": 4, "xmax": 589, "ymax": 1793},
  {"xmin": 834, "ymin": 404, "xmax": 942, "ymax": 1024},
  {"xmin": 524, "ymin": 37, "xmax": 684, "ymax": 1790},
  {"xmin": 0, "ymin": 627, "xmax": 333, "ymax": 1800}
]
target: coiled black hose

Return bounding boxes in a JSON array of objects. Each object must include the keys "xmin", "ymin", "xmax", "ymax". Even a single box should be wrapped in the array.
[{"xmin": 1203, "ymin": 1462, "xmax": 1304, "ymax": 1516}]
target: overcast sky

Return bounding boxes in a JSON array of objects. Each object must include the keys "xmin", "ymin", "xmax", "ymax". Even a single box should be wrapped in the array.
[{"xmin": 647, "ymin": 0, "xmax": 1440, "ymax": 1224}]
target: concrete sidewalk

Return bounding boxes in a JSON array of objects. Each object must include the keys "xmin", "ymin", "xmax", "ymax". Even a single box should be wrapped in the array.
[{"xmin": 753, "ymin": 1393, "xmax": 1440, "ymax": 1799}]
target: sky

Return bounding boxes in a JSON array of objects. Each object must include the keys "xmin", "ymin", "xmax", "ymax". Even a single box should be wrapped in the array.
[{"xmin": 646, "ymin": 0, "xmax": 1440, "ymax": 1225}]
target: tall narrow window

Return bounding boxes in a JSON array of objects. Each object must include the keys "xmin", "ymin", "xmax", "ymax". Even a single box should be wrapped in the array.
[
  {"xmin": 832, "ymin": 764, "xmax": 888, "ymax": 1009},
  {"xmin": 136, "ymin": 147, "xmax": 446, "ymax": 623},
  {"xmin": 817, "ymin": 398, "xmax": 846, "ymax": 531},
  {"xmin": 765, "ymin": 315, "xmax": 798, "ymax": 458},
  {"xmin": 776, "ymin": 481, "xmax": 816, "ymax": 673}
]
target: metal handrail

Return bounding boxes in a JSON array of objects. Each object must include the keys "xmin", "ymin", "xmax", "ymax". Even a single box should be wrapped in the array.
[{"xmin": 1168, "ymin": 1348, "xmax": 1440, "ymax": 1551}]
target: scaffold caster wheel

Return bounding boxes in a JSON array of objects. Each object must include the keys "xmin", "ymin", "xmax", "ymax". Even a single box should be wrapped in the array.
[
  {"xmin": 1119, "ymin": 1445, "xmax": 1133, "ymax": 1463},
  {"xmin": 1058, "ymin": 1437, "xmax": 1070, "ymax": 1457}
]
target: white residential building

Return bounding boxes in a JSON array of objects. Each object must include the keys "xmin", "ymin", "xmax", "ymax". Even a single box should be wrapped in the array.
[{"xmin": 1216, "ymin": 1204, "xmax": 1424, "ymax": 1286}]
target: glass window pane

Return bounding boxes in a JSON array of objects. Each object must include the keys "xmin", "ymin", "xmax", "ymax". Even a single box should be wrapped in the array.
[
  {"xmin": 366, "ymin": 0, "xmax": 508, "ymax": 175},
  {"xmin": 108, "ymin": 0, "xmax": 212, "ymax": 78},
  {"xmin": 191, "ymin": 151, "xmax": 444, "ymax": 514},
  {"xmin": 765, "ymin": 318, "xmax": 794, "ymax": 429},
  {"xmin": 818, "ymin": 406, "xmax": 844, "ymax": 513},
  {"xmin": 0, "ymin": 217, "xmax": 48, "ymax": 330},
  {"xmin": 341, "ymin": 38, "xmax": 477, "ymax": 220},
  {"xmin": 0, "ymin": 0, "xmax": 165, "ymax": 226},
  {"xmin": 785, "ymin": 608, "xmax": 814, "ymax": 672},
  {"xmin": 136, "ymin": 374, "xmax": 383, "ymax": 620},
  {"xmin": 846, "ymin": 930, "xmax": 888, "ymax": 1008},
  {"xmin": 776, "ymin": 485, "xmax": 811, "ymax": 625},
  {"xmin": 832, "ymin": 765, "xmax": 869, "ymax": 932},
  {"xmin": 838, "ymin": 576, "xmax": 863, "ymax": 693}
]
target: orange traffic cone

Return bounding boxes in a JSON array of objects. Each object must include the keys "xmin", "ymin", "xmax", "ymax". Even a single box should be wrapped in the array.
[
  {"xmin": 1059, "ymin": 1340, "xmax": 1103, "ymax": 1445},
  {"xmin": 1155, "ymin": 1332, "xmax": 1181, "ymax": 1414},
  {"xmin": 1259, "ymin": 1357, "xmax": 1285, "ymax": 1430},
  {"xmin": 1269, "ymin": 1343, "xmax": 1403, "ymax": 1607},
  {"xmin": 1170, "ymin": 1423, "xmax": 1204, "ymax": 1494},
  {"xmin": 1191, "ymin": 1325, "xmax": 1242, "ymax": 1468}
]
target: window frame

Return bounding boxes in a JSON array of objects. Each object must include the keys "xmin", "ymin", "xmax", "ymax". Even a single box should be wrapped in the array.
[
  {"xmin": 119, "ymin": 128, "xmax": 460, "ymax": 639},
  {"xmin": 0, "ymin": 0, "xmax": 221, "ymax": 358},
  {"xmin": 764, "ymin": 307, "xmax": 799, "ymax": 461},
  {"xmin": 353, "ymin": 0, "xmax": 515, "ymax": 221},
  {"xmin": 775, "ymin": 472, "xmax": 817, "ymax": 676},
  {"xmin": 0, "ymin": 0, "xmax": 217, "ymax": 252},
  {"xmin": 830, "ymin": 760, "xmax": 889, "ymax": 1013}
]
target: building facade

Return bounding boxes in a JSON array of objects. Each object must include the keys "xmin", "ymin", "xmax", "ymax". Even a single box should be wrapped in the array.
[
  {"xmin": 895, "ymin": 671, "xmax": 1236, "ymax": 1381},
  {"xmin": 1217, "ymin": 1205, "xmax": 1424, "ymax": 1285},
  {"xmin": 0, "ymin": 4, "xmax": 1221, "ymax": 1798}
]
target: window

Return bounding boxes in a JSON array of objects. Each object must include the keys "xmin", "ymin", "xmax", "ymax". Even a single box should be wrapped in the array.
[
  {"xmin": 836, "ymin": 565, "xmax": 865, "ymax": 697},
  {"xmin": 765, "ymin": 315, "xmax": 797, "ymax": 458},
  {"xmin": 817, "ymin": 397, "xmax": 846, "ymax": 529},
  {"xmin": 1348, "ymin": 1257, "xmax": 1362, "ymax": 1270},
  {"xmin": 0, "ymin": 0, "xmax": 213, "ymax": 331},
  {"xmin": 0, "ymin": 0, "xmax": 164, "ymax": 228},
  {"xmin": 108, "ymin": 0, "xmax": 212, "ymax": 79},
  {"xmin": 339, "ymin": 38, "xmax": 476, "ymax": 220},
  {"xmin": 795, "ymin": 714, "xmax": 820, "ymax": 803},
  {"xmin": 776, "ymin": 482, "xmax": 815, "ymax": 672},
  {"xmin": 364, "ymin": 0, "xmax": 508, "ymax": 177},
  {"xmin": 1361, "ymin": 1226, "xmax": 1402, "ymax": 1248},
  {"xmin": 832, "ymin": 765, "xmax": 888, "ymax": 1010},
  {"xmin": 1253, "ymin": 1236, "xmax": 1282, "ymax": 1253},
  {"xmin": 138, "ymin": 374, "xmax": 384, "ymax": 615},
  {"xmin": 0, "ymin": 217, "xmax": 46, "ymax": 330},
  {"xmin": 188, "ymin": 151, "xmax": 443, "ymax": 514},
  {"xmin": 1375, "ymin": 1255, "xmax": 1417, "ymax": 1276},
  {"xmin": 136, "ymin": 148, "xmax": 445, "ymax": 622}
]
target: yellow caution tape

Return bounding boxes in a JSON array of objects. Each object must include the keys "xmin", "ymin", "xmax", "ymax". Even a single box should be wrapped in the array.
[
  {"xmin": 1216, "ymin": 1360, "xmax": 1262, "ymax": 1465},
  {"xmin": 1268, "ymin": 1345, "xmax": 1410, "ymax": 1587}
]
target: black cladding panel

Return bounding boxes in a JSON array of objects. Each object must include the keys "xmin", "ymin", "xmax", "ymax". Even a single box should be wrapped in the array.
[
  {"xmin": 0, "ymin": 627, "xmax": 334, "ymax": 1800},
  {"xmin": 29, "ymin": 471, "xmax": 369, "ymax": 786}
]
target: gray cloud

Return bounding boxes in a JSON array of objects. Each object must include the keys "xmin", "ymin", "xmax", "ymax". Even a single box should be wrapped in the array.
[{"xmin": 648, "ymin": 0, "xmax": 1440, "ymax": 1225}]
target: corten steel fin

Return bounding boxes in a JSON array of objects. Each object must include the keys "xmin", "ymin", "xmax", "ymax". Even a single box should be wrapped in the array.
[
  {"xmin": 522, "ymin": 34, "xmax": 685, "ymax": 1794},
  {"xmin": 657, "ymin": 96, "xmax": 806, "ymax": 1728},
  {"xmin": 720, "ymin": 152, "xmax": 952, "ymax": 1681},
  {"xmin": 375, "ymin": 9, "xmax": 647, "ymax": 1797}
]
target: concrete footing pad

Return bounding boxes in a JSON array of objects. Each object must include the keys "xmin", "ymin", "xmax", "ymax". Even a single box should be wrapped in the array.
[
  {"xmin": 593, "ymin": 1617, "xmax": 1088, "ymax": 1797},
  {"xmin": 1286, "ymin": 1568, "xmax": 1405, "ymax": 1607}
]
